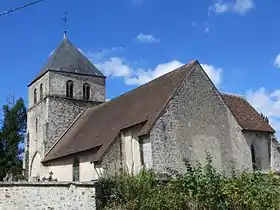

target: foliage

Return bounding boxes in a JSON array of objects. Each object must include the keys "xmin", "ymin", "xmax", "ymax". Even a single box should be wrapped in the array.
[
  {"xmin": 96, "ymin": 156, "xmax": 280, "ymax": 210},
  {"xmin": 0, "ymin": 96, "xmax": 27, "ymax": 180}
]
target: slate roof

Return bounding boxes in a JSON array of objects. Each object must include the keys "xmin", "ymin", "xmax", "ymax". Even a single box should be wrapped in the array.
[
  {"xmin": 29, "ymin": 37, "xmax": 105, "ymax": 86},
  {"xmin": 42, "ymin": 61, "xmax": 275, "ymax": 163}
]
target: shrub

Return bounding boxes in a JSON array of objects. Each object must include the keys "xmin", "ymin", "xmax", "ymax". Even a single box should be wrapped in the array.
[{"xmin": 96, "ymin": 157, "xmax": 280, "ymax": 210}]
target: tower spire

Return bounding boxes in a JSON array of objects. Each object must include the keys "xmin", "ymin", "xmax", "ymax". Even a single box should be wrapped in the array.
[{"xmin": 62, "ymin": 12, "xmax": 68, "ymax": 39}]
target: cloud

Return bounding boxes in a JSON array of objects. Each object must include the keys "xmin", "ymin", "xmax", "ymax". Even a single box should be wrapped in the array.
[
  {"xmin": 233, "ymin": 0, "xmax": 254, "ymax": 14},
  {"xmin": 126, "ymin": 60, "xmax": 184, "ymax": 85},
  {"xmin": 245, "ymin": 88, "xmax": 280, "ymax": 137},
  {"xmin": 204, "ymin": 27, "xmax": 210, "ymax": 33},
  {"xmin": 136, "ymin": 33, "xmax": 160, "ymax": 43},
  {"xmin": 213, "ymin": 2, "xmax": 229, "ymax": 13},
  {"xmin": 88, "ymin": 47, "xmax": 123, "ymax": 62},
  {"xmin": 201, "ymin": 64, "xmax": 222, "ymax": 87},
  {"xmin": 94, "ymin": 55, "xmax": 222, "ymax": 87},
  {"xmin": 95, "ymin": 57, "xmax": 132, "ymax": 77},
  {"xmin": 209, "ymin": 0, "xmax": 254, "ymax": 15},
  {"xmin": 274, "ymin": 54, "xmax": 280, "ymax": 68}
]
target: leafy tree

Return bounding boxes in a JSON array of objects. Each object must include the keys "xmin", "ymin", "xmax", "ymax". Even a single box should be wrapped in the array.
[{"xmin": 0, "ymin": 96, "xmax": 27, "ymax": 180}]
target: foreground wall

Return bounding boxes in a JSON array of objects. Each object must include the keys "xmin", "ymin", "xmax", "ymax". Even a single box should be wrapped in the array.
[{"xmin": 0, "ymin": 182, "xmax": 96, "ymax": 210}]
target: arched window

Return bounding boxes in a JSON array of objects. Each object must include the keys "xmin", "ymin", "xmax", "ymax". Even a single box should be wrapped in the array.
[
  {"xmin": 66, "ymin": 80, "xmax": 74, "ymax": 98},
  {"xmin": 73, "ymin": 157, "xmax": 80, "ymax": 181},
  {"xmin": 35, "ymin": 118, "xmax": 38, "ymax": 133},
  {"xmin": 40, "ymin": 84, "xmax": 43, "ymax": 100},
  {"xmin": 34, "ymin": 88, "xmax": 37, "ymax": 104},
  {"xmin": 83, "ymin": 83, "xmax": 90, "ymax": 100},
  {"xmin": 251, "ymin": 145, "xmax": 257, "ymax": 171}
]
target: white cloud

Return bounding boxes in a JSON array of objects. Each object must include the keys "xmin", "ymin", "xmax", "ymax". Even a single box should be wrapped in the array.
[
  {"xmin": 233, "ymin": 0, "xmax": 254, "ymax": 14},
  {"xmin": 126, "ymin": 60, "xmax": 184, "ymax": 85},
  {"xmin": 245, "ymin": 88, "xmax": 280, "ymax": 137},
  {"xmin": 87, "ymin": 47, "xmax": 123, "ymax": 62},
  {"xmin": 213, "ymin": 2, "xmax": 229, "ymax": 13},
  {"xmin": 209, "ymin": 0, "xmax": 254, "ymax": 15},
  {"xmin": 201, "ymin": 64, "xmax": 222, "ymax": 87},
  {"xmin": 94, "ymin": 55, "xmax": 222, "ymax": 87},
  {"xmin": 274, "ymin": 54, "xmax": 280, "ymax": 68},
  {"xmin": 95, "ymin": 57, "xmax": 133, "ymax": 77},
  {"xmin": 136, "ymin": 33, "xmax": 160, "ymax": 43}
]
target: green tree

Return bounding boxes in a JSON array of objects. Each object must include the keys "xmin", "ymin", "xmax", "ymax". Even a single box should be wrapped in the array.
[{"xmin": 0, "ymin": 96, "xmax": 27, "ymax": 180}]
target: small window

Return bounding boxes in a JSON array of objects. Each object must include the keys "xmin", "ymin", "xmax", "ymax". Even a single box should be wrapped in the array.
[
  {"xmin": 139, "ymin": 139, "xmax": 144, "ymax": 166},
  {"xmin": 40, "ymin": 84, "xmax": 43, "ymax": 100},
  {"xmin": 34, "ymin": 88, "xmax": 37, "ymax": 104},
  {"xmin": 251, "ymin": 145, "xmax": 257, "ymax": 171},
  {"xmin": 26, "ymin": 132, "xmax": 30, "ymax": 148},
  {"xmin": 35, "ymin": 118, "xmax": 38, "ymax": 133},
  {"xmin": 83, "ymin": 83, "xmax": 90, "ymax": 100},
  {"xmin": 66, "ymin": 80, "xmax": 74, "ymax": 98},
  {"xmin": 73, "ymin": 157, "xmax": 80, "ymax": 181}
]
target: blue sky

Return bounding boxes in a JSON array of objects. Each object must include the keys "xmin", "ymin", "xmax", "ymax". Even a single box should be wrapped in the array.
[{"xmin": 0, "ymin": 0, "xmax": 280, "ymax": 135}]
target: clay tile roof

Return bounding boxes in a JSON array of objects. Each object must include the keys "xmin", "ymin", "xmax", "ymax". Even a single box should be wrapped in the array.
[
  {"xmin": 42, "ymin": 61, "xmax": 196, "ymax": 163},
  {"xmin": 221, "ymin": 93, "xmax": 275, "ymax": 133},
  {"xmin": 42, "ymin": 61, "xmax": 275, "ymax": 163}
]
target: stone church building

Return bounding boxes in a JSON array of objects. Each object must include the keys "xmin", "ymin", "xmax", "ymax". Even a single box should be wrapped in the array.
[{"xmin": 23, "ymin": 36, "xmax": 280, "ymax": 182}]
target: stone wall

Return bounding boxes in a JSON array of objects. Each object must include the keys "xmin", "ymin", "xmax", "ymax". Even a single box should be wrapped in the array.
[
  {"xmin": 271, "ymin": 138, "xmax": 280, "ymax": 172},
  {"xmin": 149, "ymin": 64, "xmax": 252, "ymax": 174},
  {"xmin": 26, "ymin": 70, "xmax": 106, "ymax": 180},
  {"xmin": 45, "ymin": 96, "xmax": 99, "ymax": 152},
  {"xmin": 26, "ymin": 73, "xmax": 50, "ymax": 178},
  {"xmin": 0, "ymin": 182, "xmax": 96, "ymax": 210},
  {"xmin": 243, "ymin": 131, "xmax": 270, "ymax": 171},
  {"xmin": 49, "ymin": 71, "xmax": 105, "ymax": 102}
]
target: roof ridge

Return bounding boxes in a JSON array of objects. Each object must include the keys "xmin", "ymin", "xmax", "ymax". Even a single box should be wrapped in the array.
[
  {"xmin": 221, "ymin": 92, "xmax": 245, "ymax": 99},
  {"xmin": 103, "ymin": 62, "xmax": 194, "ymax": 105}
]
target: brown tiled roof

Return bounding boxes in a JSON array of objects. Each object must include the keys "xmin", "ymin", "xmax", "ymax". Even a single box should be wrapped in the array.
[
  {"xmin": 42, "ymin": 61, "xmax": 275, "ymax": 163},
  {"xmin": 42, "ymin": 61, "xmax": 196, "ymax": 163},
  {"xmin": 221, "ymin": 93, "xmax": 275, "ymax": 133}
]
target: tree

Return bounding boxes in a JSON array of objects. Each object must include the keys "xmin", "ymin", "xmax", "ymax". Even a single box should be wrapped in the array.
[{"xmin": 0, "ymin": 96, "xmax": 27, "ymax": 180}]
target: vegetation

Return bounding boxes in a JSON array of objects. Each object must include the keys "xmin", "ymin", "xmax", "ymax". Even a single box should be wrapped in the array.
[
  {"xmin": 96, "ymin": 156, "xmax": 280, "ymax": 210},
  {"xmin": 0, "ymin": 96, "xmax": 27, "ymax": 181}
]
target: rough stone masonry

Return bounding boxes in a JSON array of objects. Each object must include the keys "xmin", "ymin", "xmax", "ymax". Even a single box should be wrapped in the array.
[{"xmin": 0, "ymin": 182, "xmax": 96, "ymax": 210}]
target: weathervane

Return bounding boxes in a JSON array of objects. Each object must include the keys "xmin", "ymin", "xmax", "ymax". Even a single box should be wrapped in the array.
[{"xmin": 62, "ymin": 12, "xmax": 68, "ymax": 38}]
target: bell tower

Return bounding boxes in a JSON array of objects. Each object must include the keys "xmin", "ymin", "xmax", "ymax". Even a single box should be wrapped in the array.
[{"xmin": 23, "ymin": 36, "xmax": 106, "ymax": 180}]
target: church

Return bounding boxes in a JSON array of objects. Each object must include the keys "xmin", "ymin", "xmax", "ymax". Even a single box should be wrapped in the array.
[{"xmin": 23, "ymin": 35, "xmax": 280, "ymax": 182}]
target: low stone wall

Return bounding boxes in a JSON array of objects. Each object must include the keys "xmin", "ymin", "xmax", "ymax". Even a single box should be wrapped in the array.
[{"xmin": 0, "ymin": 181, "xmax": 96, "ymax": 210}]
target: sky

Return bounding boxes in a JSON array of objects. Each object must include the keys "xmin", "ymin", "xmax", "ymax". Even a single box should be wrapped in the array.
[{"xmin": 0, "ymin": 0, "xmax": 280, "ymax": 136}]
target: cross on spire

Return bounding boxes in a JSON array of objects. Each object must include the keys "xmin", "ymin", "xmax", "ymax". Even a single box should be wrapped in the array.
[{"xmin": 62, "ymin": 12, "xmax": 68, "ymax": 38}]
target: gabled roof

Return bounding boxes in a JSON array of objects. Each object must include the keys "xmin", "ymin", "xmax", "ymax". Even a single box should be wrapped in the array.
[
  {"xmin": 29, "ymin": 37, "xmax": 105, "ymax": 86},
  {"xmin": 221, "ymin": 93, "xmax": 275, "ymax": 133},
  {"xmin": 42, "ymin": 61, "xmax": 275, "ymax": 163},
  {"xmin": 42, "ymin": 61, "xmax": 196, "ymax": 163}
]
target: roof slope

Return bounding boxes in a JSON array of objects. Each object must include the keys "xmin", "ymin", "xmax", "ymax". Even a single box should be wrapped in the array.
[
  {"xmin": 30, "ymin": 37, "xmax": 104, "ymax": 85},
  {"xmin": 221, "ymin": 93, "xmax": 275, "ymax": 133},
  {"xmin": 42, "ymin": 61, "xmax": 275, "ymax": 163},
  {"xmin": 42, "ymin": 62, "xmax": 196, "ymax": 162}
]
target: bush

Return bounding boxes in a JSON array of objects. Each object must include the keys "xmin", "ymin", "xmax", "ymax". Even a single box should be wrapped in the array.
[{"xmin": 96, "ymin": 157, "xmax": 280, "ymax": 210}]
